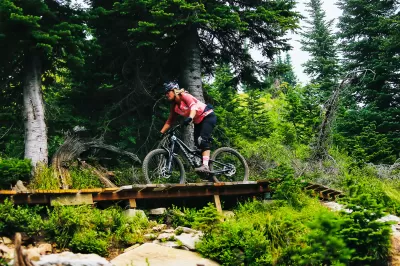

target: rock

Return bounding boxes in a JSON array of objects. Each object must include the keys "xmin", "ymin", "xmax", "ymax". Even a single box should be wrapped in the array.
[
  {"xmin": 0, "ymin": 243, "xmax": 13, "ymax": 260},
  {"xmin": 377, "ymin": 214, "xmax": 400, "ymax": 223},
  {"xmin": 111, "ymin": 243, "xmax": 220, "ymax": 266},
  {"xmin": 157, "ymin": 241, "xmax": 180, "ymax": 249},
  {"xmin": 34, "ymin": 251, "xmax": 112, "ymax": 266},
  {"xmin": 175, "ymin": 226, "xmax": 198, "ymax": 234},
  {"xmin": 124, "ymin": 244, "xmax": 141, "ymax": 253},
  {"xmin": 144, "ymin": 233, "xmax": 157, "ymax": 240},
  {"xmin": 152, "ymin": 224, "xmax": 167, "ymax": 231},
  {"xmin": 157, "ymin": 233, "xmax": 176, "ymax": 241},
  {"xmin": 175, "ymin": 233, "xmax": 202, "ymax": 250},
  {"xmin": 150, "ymin": 208, "xmax": 167, "ymax": 215},
  {"xmin": 123, "ymin": 209, "xmax": 147, "ymax": 220},
  {"xmin": 25, "ymin": 248, "xmax": 41, "ymax": 261},
  {"xmin": 321, "ymin": 201, "xmax": 352, "ymax": 213},
  {"xmin": 222, "ymin": 211, "xmax": 235, "ymax": 219},
  {"xmin": 38, "ymin": 243, "xmax": 53, "ymax": 255},
  {"xmin": 0, "ymin": 237, "xmax": 12, "ymax": 245},
  {"xmin": 162, "ymin": 229, "xmax": 175, "ymax": 233}
]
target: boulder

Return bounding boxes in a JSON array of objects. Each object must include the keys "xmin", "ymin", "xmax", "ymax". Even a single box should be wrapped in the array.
[
  {"xmin": 124, "ymin": 244, "xmax": 141, "ymax": 253},
  {"xmin": 152, "ymin": 224, "xmax": 167, "ymax": 231},
  {"xmin": 157, "ymin": 233, "xmax": 176, "ymax": 241},
  {"xmin": 123, "ymin": 209, "xmax": 147, "ymax": 220},
  {"xmin": 175, "ymin": 233, "xmax": 202, "ymax": 250},
  {"xmin": 149, "ymin": 208, "xmax": 167, "ymax": 215},
  {"xmin": 34, "ymin": 251, "xmax": 112, "ymax": 266},
  {"xmin": 0, "ymin": 237, "xmax": 12, "ymax": 245},
  {"xmin": 175, "ymin": 226, "xmax": 198, "ymax": 234},
  {"xmin": 111, "ymin": 243, "xmax": 219, "ymax": 266}
]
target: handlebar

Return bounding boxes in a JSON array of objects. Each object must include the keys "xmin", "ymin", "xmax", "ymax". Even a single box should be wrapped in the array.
[{"xmin": 165, "ymin": 124, "xmax": 182, "ymax": 136}]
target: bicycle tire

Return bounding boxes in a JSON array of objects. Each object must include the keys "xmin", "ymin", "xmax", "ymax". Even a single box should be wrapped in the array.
[
  {"xmin": 210, "ymin": 147, "xmax": 249, "ymax": 182},
  {"xmin": 142, "ymin": 149, "xmax": 186, "ymax": 184}
]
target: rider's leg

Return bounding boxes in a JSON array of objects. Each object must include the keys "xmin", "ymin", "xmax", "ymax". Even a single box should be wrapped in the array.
[{"xmin": 194, "ymin": 113, "xmax": 217, "ymax": 173}]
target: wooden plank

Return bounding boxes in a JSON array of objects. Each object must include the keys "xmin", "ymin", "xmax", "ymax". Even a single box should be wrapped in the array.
[
  {"xmin": 50, "ymin": 194, "xmax": 93, "ymax": 206},
  {"xmin": 214, "ymin": 195, "xmax": 222, "ymax": 213},
  {"xmin": 129, "ymin": 198, "xmax": 137, "ymax": 208},
  {"xmin": 0, "ymin": 190, "xmax": 17, "ymax": 195},
  {"xmin": 80, "ymin": 188, "xmax": 103, "ymax": 193}
]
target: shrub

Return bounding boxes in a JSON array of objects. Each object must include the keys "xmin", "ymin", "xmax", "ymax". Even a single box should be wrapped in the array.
[
  {"xmin": 0, "ymin": 199, "xmax": 43, "ymax": 237},
  {"xmin": 70, "ymin": 167, "xmax": 104, "ymax": 189},
  {"xmin": 340, "ymin": 194, "xmax": 392, "ymax": 265},
  {"xmin": 291, "ymin": 212, "xmax": 353, "ymax": 266},
  {"xmin": 30, "ymin": 165, "xmax": 60, "ymax": 190},
  {"xmin": 0, "ymin": 158, "xmax": 31, "ymax": 188},
  {"xmin": 70, "ymin": 229, "xmax": 109, "ymax": 256}
]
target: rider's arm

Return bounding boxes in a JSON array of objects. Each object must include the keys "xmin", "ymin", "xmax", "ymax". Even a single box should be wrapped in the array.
[
  {"xmin": 181, "ymin": 93, "xmax": 198, "ymax": 120},
  {"xmin": 161, "ymin": 105, "xmax": 177, "ymax": 133}
]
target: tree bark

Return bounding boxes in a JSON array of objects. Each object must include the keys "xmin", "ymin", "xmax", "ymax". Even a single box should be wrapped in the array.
[
  {"xmin": 23, "ymin": 53, "xmax": 48, "ymax": 169},
  {"xmin": 180, "ymin": 27, "xmax": 204, "ymax": 147}
]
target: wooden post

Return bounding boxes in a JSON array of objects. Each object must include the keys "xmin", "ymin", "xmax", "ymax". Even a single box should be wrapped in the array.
[
  {"xmin": 129, "ymin": 198, "xmax": 137, "ymax": 209},
  {"xmin": 213, "ymin": 195, "xmax": 222, "ymax": 213}
]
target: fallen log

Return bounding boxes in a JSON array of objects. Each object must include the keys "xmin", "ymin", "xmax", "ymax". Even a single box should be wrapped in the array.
[{"xmin": 52, "ymin": 134, "xmax": 141, "ymax": 189}]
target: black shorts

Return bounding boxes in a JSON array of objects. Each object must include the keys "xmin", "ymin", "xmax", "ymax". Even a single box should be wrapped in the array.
[{"xmin": 194, "ymin": 112, "xmax": 217, "ymax": 151}]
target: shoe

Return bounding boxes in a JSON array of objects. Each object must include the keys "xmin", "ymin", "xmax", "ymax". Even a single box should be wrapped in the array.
[{"xmin": 195, "ymin": 164, "xmax": 211, "ymax": 173}]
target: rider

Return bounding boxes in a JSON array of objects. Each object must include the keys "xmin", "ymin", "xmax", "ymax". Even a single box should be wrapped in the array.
[{"xmin": 160, "ymin": 81, "xmax": 217, "ymax": 174}]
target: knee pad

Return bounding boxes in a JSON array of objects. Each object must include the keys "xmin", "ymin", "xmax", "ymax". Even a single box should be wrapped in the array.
[{"xmin": 197, "ymin": 136, "xmax": 211, "ymax": 151}]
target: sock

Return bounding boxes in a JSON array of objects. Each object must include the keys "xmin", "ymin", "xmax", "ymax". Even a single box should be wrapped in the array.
[{"xmin": 202, "ymin": 156, "xmax": 210, "ymax": 166}]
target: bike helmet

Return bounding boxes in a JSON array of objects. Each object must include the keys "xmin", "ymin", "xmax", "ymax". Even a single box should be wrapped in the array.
[{"xmin": 163, "ymin": 81, "xmax": 179, "ymax": 93}]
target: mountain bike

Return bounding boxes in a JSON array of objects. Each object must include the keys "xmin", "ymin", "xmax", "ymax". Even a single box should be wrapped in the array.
[{"xmin": 142, "ymin": 124, "xmax": 249, "ymax": 184}]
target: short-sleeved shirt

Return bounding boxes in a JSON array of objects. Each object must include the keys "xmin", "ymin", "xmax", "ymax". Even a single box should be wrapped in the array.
[{"xmin": 165, "ymin": 92, "xmax": 213, "ymax": 125}]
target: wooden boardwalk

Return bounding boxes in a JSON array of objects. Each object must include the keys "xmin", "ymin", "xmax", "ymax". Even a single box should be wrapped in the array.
[{"xmin": 0, "ymin": 180, "xmax": 342, "ymax": 209}]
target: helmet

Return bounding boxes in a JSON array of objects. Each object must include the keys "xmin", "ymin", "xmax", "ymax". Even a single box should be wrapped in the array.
[{"xmin": 163, "ymin": 81, "xmax": 179, "ymax": 93}]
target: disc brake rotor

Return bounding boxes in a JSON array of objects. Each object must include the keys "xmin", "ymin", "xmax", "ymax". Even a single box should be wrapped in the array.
[{"xmin": 224, "ymin": 163, "xmax": 236, "ymax": 177}]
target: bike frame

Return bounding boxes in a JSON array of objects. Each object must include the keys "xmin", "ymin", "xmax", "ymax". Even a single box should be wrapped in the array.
[{"xmin": 161, "ymin": 125, "xmax": 232, "ymax": 176}]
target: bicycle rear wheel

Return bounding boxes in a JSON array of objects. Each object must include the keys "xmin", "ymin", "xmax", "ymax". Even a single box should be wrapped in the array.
[
  {"xmin": 210, "ymin": 147, "xmax": 249, "ymax": 182},
  {"xmin": 142, "ymin": 149, "xmax": 185, "ymax": 184}
]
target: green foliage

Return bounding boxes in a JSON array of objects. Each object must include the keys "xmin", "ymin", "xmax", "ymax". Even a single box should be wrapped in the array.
[
  {"xmin": 192, "ymin": 203, "xmax": 221, "ymax": 234},
  {"xmin": 0, "ymin": 199, "xmax": 43, "ymax": 237},
  {"xmin": 291, "ymin": 212, "xmax": 353, "ymax": 266},
  {"xmin": 269, "ymin": 164, "xmax": 309, "ymax": 209},
  {"xmin": 70, "ymin": 167, "xmax": 104, "ymax": 189},
  {"xmin": 336, "ymin": 0, "xmax": 400, "ymax": 163},
  {"xmin": 301, "ymin": 0, "xmax": 340, "ymax": 101},
  {"xmin": 44, "ymin": 204, "xmax": 152, "ymax": 251},
  {"xmin": 70, "ymin": 229, "xmax": 109, "ymax": 256},
  {"xmin": 0, "ymin": 158, "xmax": 31, "ymax": 188},
  {"xmin": 340, "ymin": 194, "xmax": 392, "ymax": 265},
  {"xmin": 165, "ymin": 204, "xmax": 221, "ymax": 233},
  {"xmin": 30, "ymin": 165, "xmax": 60, "ymax": 190}
]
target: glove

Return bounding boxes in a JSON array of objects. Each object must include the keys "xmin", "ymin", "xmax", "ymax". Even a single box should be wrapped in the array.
[
  {"xmin": 183, "ymin": 117, "xmax": 193, "ymax": 126},
  {"xmin": 158, "ymin": 132, "xmax": 165, "ymax": 140}
]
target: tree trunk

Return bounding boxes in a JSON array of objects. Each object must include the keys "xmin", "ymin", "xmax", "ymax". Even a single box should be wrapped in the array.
[
  {"xmin": 180, "ymin": 27, "xmax": 203, "ymax": 147},
  {"xmin": 23, "ymin": 54, "xmax": 48, "ymax": 169}
]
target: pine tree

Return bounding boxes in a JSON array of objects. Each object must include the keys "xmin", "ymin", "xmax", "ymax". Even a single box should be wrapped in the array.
[
  {"xmin": 337, "ymin": 0, "xmax": 400, "ymax": 163},
  {"xmin": 0, "ymin": 0, "xmax": 93, "ymax": 169},
  {"xmin": 300, "ymin": 0, "xmax": 340, "ymax": 101}
]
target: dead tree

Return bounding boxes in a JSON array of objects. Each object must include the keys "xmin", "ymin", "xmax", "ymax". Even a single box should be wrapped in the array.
[
  {"xmin": 311, "ymin": 70, "xmax": 375, "ymax": 161},
  {"xmin": 14, "ymin": 233, "xmax": 34, "ymax": 266},
  {"xmin": 51, "ymin": 134, "xmax": 141, "ymax": 189}
]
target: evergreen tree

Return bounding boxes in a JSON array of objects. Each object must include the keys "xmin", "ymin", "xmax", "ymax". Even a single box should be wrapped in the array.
[
  {"xmin": 89, "ymin": 0, "xmax": 300, "ymax": 147},
  {"xmin": 337, "ymin": 0, "xmax": 400, "ymax": 163},
  {"xmin": 300, "ymin": 0, "xmax": 340, "ymax": 101},
  {"xmin": 0, "ymin": 0, "xmax": 92, "ymax": 169}
]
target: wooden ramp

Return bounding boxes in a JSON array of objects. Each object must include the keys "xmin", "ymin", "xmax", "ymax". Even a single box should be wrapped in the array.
[{"xmin": 0, "ymin": 180, "xmax": 342, "ymax": 211}]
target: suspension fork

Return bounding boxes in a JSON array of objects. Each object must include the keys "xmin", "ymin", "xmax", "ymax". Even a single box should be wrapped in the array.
[{"xmin": 166, "ymin": 136, "xmax": 177, "ymax": 174}]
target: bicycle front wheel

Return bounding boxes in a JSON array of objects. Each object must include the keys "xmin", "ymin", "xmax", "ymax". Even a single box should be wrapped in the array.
[
  {"xmin": 142, "ymin": 149, "xmax": 186, "ymax": 184},
  {"xmin": 210, "ymin": 147, "xmax": 249, "ymax": 182}
]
